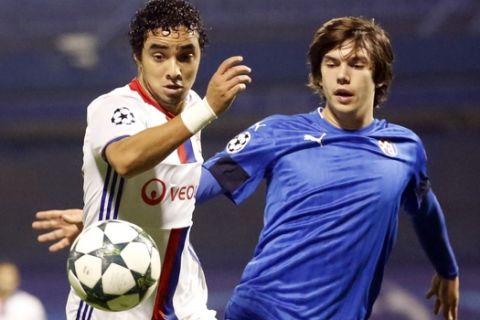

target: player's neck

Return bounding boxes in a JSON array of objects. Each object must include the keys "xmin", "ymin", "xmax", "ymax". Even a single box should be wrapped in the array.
[{"xmin": 321, "ymin": 106, "xmax": 373, "ymax": 130}]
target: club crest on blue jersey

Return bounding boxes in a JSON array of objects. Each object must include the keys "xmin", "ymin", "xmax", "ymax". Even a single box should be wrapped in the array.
[
  {"xmin": 226, "ymin": 132, "xmax": 251, "ymax": 154},
  {"xmin": 378, "ymin": 140, "xmax": 398, "ymax": 157},
  {"xmin": 111, "ymin": 107, "xmax": 136, "ymax": 125}
]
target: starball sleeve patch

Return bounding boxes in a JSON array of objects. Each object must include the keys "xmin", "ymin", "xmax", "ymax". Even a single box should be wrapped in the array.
[
  {"xmin": 111, "ymin": 107, "xmax": 136, "ymax": 125},
  {"xmin": 226, "ymin": 132, "xmax": 251, "ymax": 154}
]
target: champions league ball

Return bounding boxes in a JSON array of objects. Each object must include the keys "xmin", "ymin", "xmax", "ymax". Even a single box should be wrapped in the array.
[{"xmin": 67, "ymin": 220, "xmax": 161, "ymax": 312}]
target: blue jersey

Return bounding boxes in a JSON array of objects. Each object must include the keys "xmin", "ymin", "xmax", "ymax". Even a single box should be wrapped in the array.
[{"xmin": 201, "ymin": 108, "xmax": 458, "ymax": 319}]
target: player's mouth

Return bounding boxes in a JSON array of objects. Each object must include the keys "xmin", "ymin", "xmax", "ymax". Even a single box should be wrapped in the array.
[
  {"xmin": 333, "ymin": 89, "xmax": 354, "ymax": 104},
  {"xmin": 164, "ymin": 84, "xmax": 184, "ymax": 95}
]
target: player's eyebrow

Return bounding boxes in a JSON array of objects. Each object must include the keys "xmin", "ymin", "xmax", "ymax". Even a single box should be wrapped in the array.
[
  {"xmin": 147, "ymin": 43, "xmax": 196, "ymax": 52},
  {"xmin": 323, "ymin": 55, "xmax": 339, "ymax": 62},
  {"xmin": 147, "ymin": 43, "xmax": 169, "ymax": 51},
  {"xmin": 323, "ymin": 54, "xmax": 369, "ymax": 64},
  {"xmin": 349, "ymin": 55, "xmax": 369, "ymax": 63}
]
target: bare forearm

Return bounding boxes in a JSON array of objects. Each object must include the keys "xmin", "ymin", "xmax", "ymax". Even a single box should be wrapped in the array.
[{"xmin": 106, "ymin": 116, "xmax": 192, "ymax": 177}]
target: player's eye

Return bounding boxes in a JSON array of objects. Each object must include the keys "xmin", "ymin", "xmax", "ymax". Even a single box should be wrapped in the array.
[
  {"xmin": 323, "ymin": 59, "xmax": 338, "ymax": 68},
  {"xmin": 349, "ymin": 57, "xmax": 368, "ymax": 69},
  {"xmin": 152, "ymin": 53, "xmax": 165, "ymax": 61},
  {"xmin": 178, "ymin": 53, "xmax": 194, "ymax": 63}
]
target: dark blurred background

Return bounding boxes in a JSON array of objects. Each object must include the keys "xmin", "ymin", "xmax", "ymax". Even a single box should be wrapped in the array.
[{"xmin": 1, "ymin": 0, "xmax": 479, "ymax": 319}]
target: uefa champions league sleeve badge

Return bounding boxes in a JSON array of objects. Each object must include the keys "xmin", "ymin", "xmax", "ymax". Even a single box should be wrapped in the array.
[
  {"xmin": 111, "ymin": 107, "xmax": 136, "ymax": 125},
  {"xmin": 226, "ymin": 132, "xmax": 251, "ymax": 154}
]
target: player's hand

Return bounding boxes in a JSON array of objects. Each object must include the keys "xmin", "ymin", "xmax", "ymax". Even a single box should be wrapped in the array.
[
  {"xmin": 426, "ymin": 274, "xmax": 459, "ymax": 320},
  {"xmin": 205, "ymin": 56, "xmax": 252, "ymax": 115},
  {"xmin": 32, "ymin": 209, "xmax": 84, "ymax": 252}
]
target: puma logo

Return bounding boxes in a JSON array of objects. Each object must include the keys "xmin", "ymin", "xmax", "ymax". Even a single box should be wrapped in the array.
[{"xmin": 304, "ymin": 133, "xmax": 326, "ymax": 146}]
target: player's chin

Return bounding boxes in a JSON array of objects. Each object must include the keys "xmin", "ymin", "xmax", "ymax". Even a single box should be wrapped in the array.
[
  {"xmin": 166, "ymin": 89, "xmax": 188, "ymax": 101},
  {"xmin": 330, "ymin": 101, "xmax": 359, "ymax": 113},
  {"xmin": 157, "ymin": 94, "xmax": 185, "ymax": 111}
]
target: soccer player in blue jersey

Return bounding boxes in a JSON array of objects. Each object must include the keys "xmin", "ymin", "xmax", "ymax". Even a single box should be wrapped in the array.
[
  {"xmin": 34, "ymin": 16, "xmax": 459, "ymax": 320},
  {"xmin": 196, "ymin": 16, "xmax": 460, "ymax": 319}
]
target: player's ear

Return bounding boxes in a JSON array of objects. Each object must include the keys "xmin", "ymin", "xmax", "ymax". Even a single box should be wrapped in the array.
[
  {"xmin": 133, "ymin": 54, "xmax": 141, "ymax": 65},
  {"xmin": 133, "ymin": 54, "xmax": 143, "ymax": 73}
]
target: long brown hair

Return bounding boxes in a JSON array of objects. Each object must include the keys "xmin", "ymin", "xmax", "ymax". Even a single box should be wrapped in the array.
[{"xmin": 308, "ymin": 16, "xmax": 394, "ymax": 107}]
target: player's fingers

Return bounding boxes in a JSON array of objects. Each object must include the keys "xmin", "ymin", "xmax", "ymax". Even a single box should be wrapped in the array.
[
  {"xmin": 228, "ymin": 82, "xmax": 248, "ymax": 97},
  {"xmin": 32, "ymin": 220, "xmax": 60, "ymax": 230},
  {"xmin": 425, "ymin": 288, "xmax": 435, "ymax": 299},
  {"xmin": 37, "ymin": 229, "xmax": 65, "ymax": 242},
  {"xmin": 443, "ymin": 300, "xmax": 458, "ymax": 320},
  {"xmin": 434, "ymin": 298, "xmax": 441, "ymax": 315},
  {"xmin": 452, "ymin": 304, "xmax": 458, "ymax": 320},
  {"xmin": 224, "ymin": 74, "xmax": 252, "ymax": 93},
  {"xmin": 35, "ymin": 210, "xmax": 64, "ymax": 220},
  {"xmin": 216, "ymin": 56, "xmax": 245, "ymax": 75},
  {"xmin": 442, "ymin": 305, "xmax": 451, "ymax": 320},
  {"xmin": 32, "ymin": 221, "xmax": 46, "ymax": 229},
  {"xmin": 63, "ymin": 212, "xmax": 83, "ymax": 224},
  {"xmin": 221, "ymin": 65, "xmax": 252, "ymax": 82},
  {"xmin": 49, "ymin": 239, "xmax": 70, "ymax": 253},
  {"xmin": 426, "ymin": 275, "xmax": 439, "ymax": 299}
]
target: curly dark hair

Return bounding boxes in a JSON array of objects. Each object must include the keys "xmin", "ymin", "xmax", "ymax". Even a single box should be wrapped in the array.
[
  {"xmin": 129, "ymin": 0, "xmax": 208, "ymax": 59},
  {"xmin": 308, "ymin": 17, "xmax": 394, "ymax": 108}
]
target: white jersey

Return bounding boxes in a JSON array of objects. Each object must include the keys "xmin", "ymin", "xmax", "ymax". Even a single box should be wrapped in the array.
[{"xmin": 67, "ymin": 79, "xmax": 216, "ymax": 320}]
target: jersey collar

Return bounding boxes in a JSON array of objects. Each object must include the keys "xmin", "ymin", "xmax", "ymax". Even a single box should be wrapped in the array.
[
  {"xmin": 316, "ymin": 107, "xmax": 378, "ymax": 135},
  {"xmin": 129, "ymin": 78, "xmax": 175, "ymax": 119}
]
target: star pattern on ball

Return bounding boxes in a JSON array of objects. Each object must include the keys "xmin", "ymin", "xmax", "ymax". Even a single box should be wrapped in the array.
[{"xmin": 67, "ymin": 220, "xmax": 161, "ymax": 312}]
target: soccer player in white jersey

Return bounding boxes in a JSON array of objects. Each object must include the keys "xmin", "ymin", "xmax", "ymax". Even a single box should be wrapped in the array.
[
  {"xmin": 34, "ymin": 16, "xmax": 460, "ymax": 320},
  {"xmin": 35, "ymin": 0, "xmax": 251, "ymax": 319}
]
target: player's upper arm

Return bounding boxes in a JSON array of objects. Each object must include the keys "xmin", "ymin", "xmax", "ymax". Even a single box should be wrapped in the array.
[{"xmin": 87, "ymin": 95, "xmax": 144, "ymax": 161}]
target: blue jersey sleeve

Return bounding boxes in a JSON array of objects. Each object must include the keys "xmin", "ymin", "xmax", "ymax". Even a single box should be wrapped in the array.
[
  {"xmin": 402, "ymin": 137, "xmax": 431, "ymax": 213},
  {"xmin": 402, "ymin": 137, "xmax": 459, "ymax": 278},
  {"xmin": 196, "ymin": 166, "xmax": 224, "ymax": 204},
  {"xmin": 202, "ymin": 119, "xmax": 277, "ymax": 204},
  {"xmin": 410, "ymin": 190, "xmax": 459, "ymax": 279}
]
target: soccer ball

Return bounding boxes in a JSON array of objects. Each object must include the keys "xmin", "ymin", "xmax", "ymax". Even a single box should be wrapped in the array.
[{"xmin": 67, "ymin": 220, "xmax": 161, "ymax": 312}]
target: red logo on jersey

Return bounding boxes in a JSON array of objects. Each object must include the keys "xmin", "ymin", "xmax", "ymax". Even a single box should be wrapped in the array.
[{"xmin": 141, "ymin": 178, "xmax": 196, "ymax": 206}]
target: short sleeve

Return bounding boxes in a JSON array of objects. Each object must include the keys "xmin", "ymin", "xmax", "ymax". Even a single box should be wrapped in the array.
[{"xmin": 87, "ymin": 95, "xmax": 146, "ymax": 159}]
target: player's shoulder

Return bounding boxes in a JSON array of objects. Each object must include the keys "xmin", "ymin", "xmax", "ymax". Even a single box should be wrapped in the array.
[
  {"xmin": 374, "ymin": 119, "xmax": 426, "ymax": 157},
  {"xmin": 375, "ymin": 119, "xmax": 422, "ymax": 141},
  {"xmin": 252, "ymin": 111, "xmax": 317, "ymax": 132},
  {"xmin": 88, "ymin": 84, "xmax": 142, "ymax": 111}
]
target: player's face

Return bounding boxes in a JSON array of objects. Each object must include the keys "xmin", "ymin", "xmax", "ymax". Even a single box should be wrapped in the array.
[
  {"xmin": 319, "ymin": 40, "xmax": 376, "ymax": 129},
  {"xmin": 0, "ymin": 264, "xmax": 19, "ymax": 298},
  {"xmin": 136, "ymin": 26, "xmax": 201, "ymax": 114}
]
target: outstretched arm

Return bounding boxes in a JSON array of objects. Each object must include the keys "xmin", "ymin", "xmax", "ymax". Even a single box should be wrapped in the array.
[
  {"xmin": 196, "ymin": 166, "xmax": 225, "ymax": 204},
  {"xmin": 408, "ymin": 190, "xmax": 459, "ymax": 320},
  {"xmin": 32, "ymin": 209, "xmax": 83, "ymax": 252}
]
